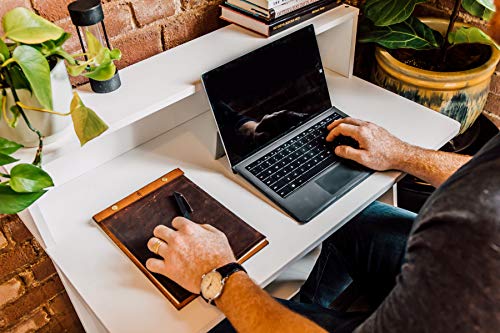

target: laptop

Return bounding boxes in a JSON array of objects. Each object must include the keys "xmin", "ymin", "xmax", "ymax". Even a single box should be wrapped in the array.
[{"xmin": 201, "ymin": 25, "xmax": 372, "ymax": 223}]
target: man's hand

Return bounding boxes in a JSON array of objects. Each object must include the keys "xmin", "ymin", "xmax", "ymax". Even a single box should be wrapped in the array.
[
  {"xmin": 146, "ymin": 217, "xmax": 235, "ymax": 294},
  {"xmin": 326, "ymin": 118, "xmax": 409, "ymax": 171}
]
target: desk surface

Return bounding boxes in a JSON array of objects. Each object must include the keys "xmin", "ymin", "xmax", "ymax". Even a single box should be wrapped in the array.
[{"xmin": 32, "ymin": 72, "xmax": 459, "ymax": 332}]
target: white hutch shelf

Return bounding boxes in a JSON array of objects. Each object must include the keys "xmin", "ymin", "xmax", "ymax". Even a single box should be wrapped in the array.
[{"xmin": 15, "ymin": 4, "xmax": 359, "ymax": 187}]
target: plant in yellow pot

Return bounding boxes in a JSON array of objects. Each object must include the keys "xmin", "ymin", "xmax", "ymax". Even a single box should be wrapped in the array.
[
  {"xmin": 358, "ymin": 0, "xmax": 500, "ymax": 134},
  {"xmin": 0, "ymin": 8, "xmax": 121, "ymax": 214}
]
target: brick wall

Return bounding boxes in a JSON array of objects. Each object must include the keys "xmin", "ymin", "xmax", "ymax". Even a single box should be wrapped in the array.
[
  {"xmin": 0, "ymin": 1, "xmax": 498, "ymax": 332},
  {"xmin": 0, "ymin": 214, "xmax": 84, "ymax": 333}
]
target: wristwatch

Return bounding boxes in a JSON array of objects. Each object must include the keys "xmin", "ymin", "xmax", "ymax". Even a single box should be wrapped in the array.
[{"xmin": 200, "ymin": 262, "xmax": 246, "ymax": 304}]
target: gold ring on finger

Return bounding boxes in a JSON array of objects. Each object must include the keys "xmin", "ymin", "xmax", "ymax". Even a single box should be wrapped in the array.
[{"xmin": 152, "ymin": 239, "xmax": 164, "ymax": 255}]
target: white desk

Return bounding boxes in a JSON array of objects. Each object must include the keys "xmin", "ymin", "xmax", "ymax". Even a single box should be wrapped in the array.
[
  {"xmin": 9, "ymin": 6, "xmax": 459, "ymax": 331},
  {"xmin": 24, "ymin": 71, "xmax": 460, "ymax": 332}
]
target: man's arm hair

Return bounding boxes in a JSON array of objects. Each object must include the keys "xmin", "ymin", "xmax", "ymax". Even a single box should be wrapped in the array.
[
  {"xmin": 216, "ymin": 272, "xmax": 327, "ymax": 333},
  {"xmin": 393, "ymin": 145, "xmax": 471, "ymax": 188}
]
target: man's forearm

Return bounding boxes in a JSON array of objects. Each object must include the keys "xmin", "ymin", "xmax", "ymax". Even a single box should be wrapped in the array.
[
  {"xmin": 394, "ymin": 143, "xmax": 472, "ymax": 188},
  {"xmin": 216, "ymin": 272, "xmax": 326, "ymax": 333}
]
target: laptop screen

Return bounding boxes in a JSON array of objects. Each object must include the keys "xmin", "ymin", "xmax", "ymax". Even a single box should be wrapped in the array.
[{"xmin": 202, "ymin": 25, "xmax": 332, "ymax": 167}]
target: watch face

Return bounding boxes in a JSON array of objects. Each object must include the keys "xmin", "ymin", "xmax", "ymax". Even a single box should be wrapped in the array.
[{"xmin": 201, "ymin": 271, "xmax": 224, "ymax": 300}]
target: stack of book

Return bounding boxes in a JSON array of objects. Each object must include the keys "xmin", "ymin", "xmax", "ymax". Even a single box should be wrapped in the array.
[{"xmin": 221, "ymin": 0, "xmax": 342, "ymax": 36}]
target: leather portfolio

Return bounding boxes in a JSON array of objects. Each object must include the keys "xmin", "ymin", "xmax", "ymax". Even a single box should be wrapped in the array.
[{"xmin": 93, "ymin": 168, "xmax": 268, "ymax": 310}]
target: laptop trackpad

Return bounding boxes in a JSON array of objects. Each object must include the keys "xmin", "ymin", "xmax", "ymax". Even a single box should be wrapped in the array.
[{"xmin": 316, "ymin": 163, "xmax": 365, "ymax": 195}]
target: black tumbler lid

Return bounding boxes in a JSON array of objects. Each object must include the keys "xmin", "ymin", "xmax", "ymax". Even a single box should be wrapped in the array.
[{"xmin": 68, "ymin": 0, "xmax": 104, "ymax": 26}]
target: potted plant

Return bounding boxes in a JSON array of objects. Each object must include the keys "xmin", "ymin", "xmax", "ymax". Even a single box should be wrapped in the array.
[
  {"xmin": 358, "ymin": 0, "xmax": 500, "ymax": 134},
  {"xmin": 0, "ymin": 8, "xmax": 121, "ymax": 214}
]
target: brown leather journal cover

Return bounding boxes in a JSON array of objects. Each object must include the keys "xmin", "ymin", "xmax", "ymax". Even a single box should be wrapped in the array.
[{"xmin": 93, "ymin": 168, "xmax": 268, "ymax": 310}]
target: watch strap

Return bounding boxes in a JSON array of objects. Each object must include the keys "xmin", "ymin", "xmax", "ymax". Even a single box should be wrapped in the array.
[{"xmin": 216, "ymin": 262, "xmax": 246, "ymax": 279}]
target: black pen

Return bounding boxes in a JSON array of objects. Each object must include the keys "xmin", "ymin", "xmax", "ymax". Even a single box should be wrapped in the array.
[{"xmin": 172, "ymin": 192, "xmax": 193, "ymax": 219}]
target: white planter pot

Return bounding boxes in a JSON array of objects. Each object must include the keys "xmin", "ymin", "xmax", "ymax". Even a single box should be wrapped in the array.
[{"xmin": 0, "ymin": 60, "xmax": 73, "ymax": 147}]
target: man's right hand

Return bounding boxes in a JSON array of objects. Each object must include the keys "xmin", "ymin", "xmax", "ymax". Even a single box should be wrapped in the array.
[{"xmin": 326, "ymin": 118, "xmax": 409, "ymax": 171}]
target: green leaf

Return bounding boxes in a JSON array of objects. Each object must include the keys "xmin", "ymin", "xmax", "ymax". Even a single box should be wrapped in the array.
[
  {"xmin": 2, "ymin": 7, "xmax": 64, "ymax": 44},
  {"xmin": 0, "ymin": 152, "xmax": 18, "ymax": 166},
  {"xmin": 449, "ymin": 26, "xmax": 500, "ymax": 50},
  {"xmin": 84, "ymin": 62, "xmax": 116, "ymax": 81},
  {"xmin": 95, "ymin": 48, "xmax": 111, "ymax": 66},
  {"xmin": 0, "ymin": 39, "xmax": 10, "ymax": 59},
  {"xmin": 84, "ymin": 48, "xmax": 117, "ymax": 81},
  {"xmin": 110, "ymin": 49, "xmax": 122, "ymax": 61},
  {"xmin": 0, "ymin": 137, "xmax": 23, "ymax": 154},
  {"xmin": 359, "ymin": 16, "xmax": 443, "ymax": 50},
  {"xmin": 364, "ymin": 0, "xmax": 427, "ymax": 26},
  {"xmin": 54, "ymin": 49, "xmax": 77, "ymax": 65},
  {"xmin": 40, "ymin": 33, "xmax": 72, "ymax": 58},
  {"xmin": 9, "ymin": 163, "xmax": 54, "ymax": 193},
  {"xmin": 0, "ymin": 185, "xmax": 46, "ymax": 214},
  {"xmin": 462, "ymin": 0, "xmax": 495, "ymax": 20},
  {"xmin": 70, "ymin": 93, "xmax": 109, "ymax": 146},
  {"xmin": 54, "ymin": 32, "xmax": 72, "ymax": 47},
  {"xmin": 67, "ymin": 63, "xmax": 87, "ymax": 77},
  {"xmin": 9, "ymin": 65, "xmax": 32, "ymax": 92},
  {"xmin": 7, "ymin": 105, "xmax": 20, "ymax": 128},
  {"xmin": 86, "ymin": 30, "xmax": 104, "ymax": 57},
  {"xmin": 12, "ymin": 45, "xmax": 52, "ymax": 110}
]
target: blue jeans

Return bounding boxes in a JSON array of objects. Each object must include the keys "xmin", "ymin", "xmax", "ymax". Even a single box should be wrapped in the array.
[{"xmin": 210, "ymin": 202, "xmax": 416, "ymax": 333}]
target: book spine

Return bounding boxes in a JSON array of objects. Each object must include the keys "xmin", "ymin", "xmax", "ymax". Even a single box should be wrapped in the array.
[
  {"xmin": 272, "ymin": 0, "xmax": 321, "ymax": 19},
  {"xmin": 269, "ymin": 0, "xmax": 338, "ymax": 36},
  {"xmin": 247, "ymin": 0, "xmax": 290, "ymax": 9},
  {"xmin": 269, "ymin": 0, "xmax": 289, "ymax": 8},
  {"xmin": 226, "ymin": 0, "xmax": 270, "ymax": 19},
  {"xmin": 224, "ymin": 3, "xmax": 269, "ymax": 21}
]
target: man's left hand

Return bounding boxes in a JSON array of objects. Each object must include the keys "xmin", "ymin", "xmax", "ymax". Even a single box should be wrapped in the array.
[{"xmin": 146, "ymin": 217, "xmax": 236, "ymax": 294}]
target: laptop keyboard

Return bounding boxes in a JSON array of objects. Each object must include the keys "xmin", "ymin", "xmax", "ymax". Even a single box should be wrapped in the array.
[{"xmin": 246, "ymin": 113, "xmax": 342, "ymax": 198}]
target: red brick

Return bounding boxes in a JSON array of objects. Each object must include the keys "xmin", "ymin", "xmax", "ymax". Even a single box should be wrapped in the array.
[
  {"xmin": 0, "ymin": 276, "xmax": 64, "ymax": 325},
  {"xmin": 69, "ymin": 75, "xmax": 89, "ymax": 87},
  {"xmin": 53, "ymin": 313, "xmax": 85, "ymax": 333},
  {"xmin": 32, "ymin": 0, "xmax": 72, "ymax": 22},
  {"xmin": 18, "ymin": 270, "xmax": 35, "ymax": 288},
  {"xmin": 162, "ymin": 4, "xmax": 223, "ymax": 50},
  {"xmin": 131, "ymin": 0, "xmax": 176, "ymax": 27},
  {"xmin": 484, "ymin": 92, "xmax": 500, "ymax": 116},
  {"xmin": 4, "ymin": 308, "xmax": 50, "ymax": 333},
  {"xmin": 112, "ymin": 24, "xmax": 162, "ymax": 68},
  {"xmin": 0, "ymin": 230, "xmax": 8, "ymax": 250},
  {"xmin": 47, "ymin": 292, "xmax": 72, "ymax": 315},
  {"xmin": 36, "ymin": 319, "xmax": 63, "ymax": 333},
  {"xmin": 4, "ymin": 216, "xmax": 32, "ymax": 244},
  {"xmin": 0, "ymin": 244, "xmax": 38, "ymax": 281},
  {"xmin": 0, "ymin": 0, "xmax": 31, "ymax": 20},
  {"xmin": 47, "ymin": 293, "xmax": 85, "ymax": 332},
  {"xmin": 183, "ymin": 0, "xmax": 226, "ymax": 11},
  {"xmin": 103, "ymin": 2, "xmax": 135, "ymax": 39},
  {"xmin": 0, "ymin": 278, "xmax": 24, "ymax": 308},
  {"xmin": 55, "ymin": 17, "xmax": 82, "ymax": 55},
  {"xmin": 31, "ymin": 257, "xmax": 57, "ymax": 283},
  {"xmin": 491, "ymin": 71, "xmax": 500, "ymax": 95}
]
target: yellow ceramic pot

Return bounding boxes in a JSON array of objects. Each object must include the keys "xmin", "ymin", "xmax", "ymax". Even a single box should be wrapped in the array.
[{"xmin": 372, "ymin": 18, "xmax": 500, "ymax": 134}]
